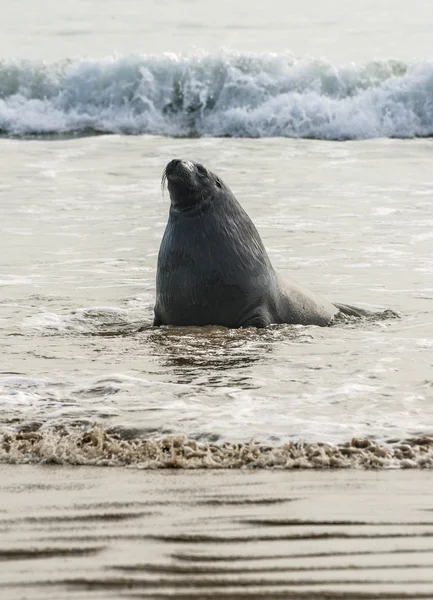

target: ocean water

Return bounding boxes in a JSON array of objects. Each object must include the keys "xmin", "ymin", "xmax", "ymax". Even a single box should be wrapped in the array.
[{"xmin": 1, "ymin": 0, "xmax": 433, "ymax": 469}]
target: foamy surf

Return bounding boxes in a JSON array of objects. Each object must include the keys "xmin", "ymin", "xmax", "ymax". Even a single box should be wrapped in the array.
[
  {"xmin": 1, "ymin": 51, "xmax": 433, "ymax": 139},
  {"xmin": 1, "ymin": 426, "xmax": 432, "ymax": 469}
]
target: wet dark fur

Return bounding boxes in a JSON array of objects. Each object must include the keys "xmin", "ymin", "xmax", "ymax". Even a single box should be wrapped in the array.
[{"xmin": 154, "ymin": 159, "xmax": 369, "ymax": 328}]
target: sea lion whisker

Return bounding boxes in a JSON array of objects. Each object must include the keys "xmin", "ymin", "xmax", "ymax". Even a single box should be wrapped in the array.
[{"xmin": 161, "ymin": 169, "xmax": 168, "ymax": 194}]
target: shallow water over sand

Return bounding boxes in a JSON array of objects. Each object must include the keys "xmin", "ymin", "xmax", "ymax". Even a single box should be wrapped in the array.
[{"xmin": 1, "ymin": 136, "xmax": 433, "ymax": 458}]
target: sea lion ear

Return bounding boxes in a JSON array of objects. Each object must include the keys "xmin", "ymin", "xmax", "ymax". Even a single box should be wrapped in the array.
[{"xmin": 215, "ymin": 177, "xmax": 222, "ymax": 188}]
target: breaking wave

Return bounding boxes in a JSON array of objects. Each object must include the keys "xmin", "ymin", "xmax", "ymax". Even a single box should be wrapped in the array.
[{"xmin": 1, "ymin": 51, "xmax": 433, "ymax": 139}]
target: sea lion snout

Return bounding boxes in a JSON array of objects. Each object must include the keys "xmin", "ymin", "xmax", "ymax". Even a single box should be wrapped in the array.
[
  {"xmin": 162, "ymin": 159, "xmax": 202, "ymax": 211},
  {"xmin": 165, "ymin": 158, "xmax": 182, "ymax": 175},
  {"xmin": 164, "ymin": 159, "xmax": 195, "ymax": 179}
]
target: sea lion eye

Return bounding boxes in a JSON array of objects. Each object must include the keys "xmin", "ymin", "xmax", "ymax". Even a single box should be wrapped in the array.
[
  {"xmin": 196, "ymin": 164, "xmax": 207, "ymax": 176},
  {"xmin": 215, "ymin": 178, "xmax": 222, "ymax": 188}
]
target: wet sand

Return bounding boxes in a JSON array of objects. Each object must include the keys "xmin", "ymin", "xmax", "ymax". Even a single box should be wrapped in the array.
[{"xmin": 1, "ymin": 465, "xmax": 433, "ymax": 599}]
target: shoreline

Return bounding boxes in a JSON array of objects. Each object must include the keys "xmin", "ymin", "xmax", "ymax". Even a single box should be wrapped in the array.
[{"xmin": 1, "ymin": 427, "xmax": 433, "ymax": 469}]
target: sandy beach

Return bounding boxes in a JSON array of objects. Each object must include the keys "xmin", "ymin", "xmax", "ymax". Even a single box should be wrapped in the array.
[{"xmin": 1, "ymin": 464, "xmax": 433, "ymax": 599}]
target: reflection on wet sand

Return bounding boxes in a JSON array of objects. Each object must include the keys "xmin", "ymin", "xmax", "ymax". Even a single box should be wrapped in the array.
[{"xmin": 1, "ymin": 466, "xmax": 433, "ymax": 599}]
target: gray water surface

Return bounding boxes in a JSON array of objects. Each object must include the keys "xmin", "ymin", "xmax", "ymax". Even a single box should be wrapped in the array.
[{"xmin": 2, "ymin": 136, "xmax": 432, "ymax": 448}]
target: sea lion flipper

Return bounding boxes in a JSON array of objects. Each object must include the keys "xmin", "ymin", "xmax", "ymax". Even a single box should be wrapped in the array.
[
  {"xmin": 334, "ymin": 303, "xmax": 401, "ymax": 322},
  {"xmin": 333, "ymin": 303, "xmax": 372, "ymax": 318}
]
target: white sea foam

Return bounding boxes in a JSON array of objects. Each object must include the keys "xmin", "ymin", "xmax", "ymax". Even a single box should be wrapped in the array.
[
  {"xmin": 0, "ymin": 51, "xmax": 432, "ymax": 139},
  {"xmin": 1, "ymin": 426, "xmax": 432, "ymax": 469},
  {"xmin": 22, "ymin": 306, "xmax": 140, "ymax": 334}
]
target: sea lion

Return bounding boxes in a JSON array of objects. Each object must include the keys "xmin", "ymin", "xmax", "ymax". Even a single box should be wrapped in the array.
[{"xmin": 154, "ymin": 159, "xmax": 365, "ymax": 328}]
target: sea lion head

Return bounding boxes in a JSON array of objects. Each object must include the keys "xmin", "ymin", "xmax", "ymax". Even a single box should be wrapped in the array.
[{"xmin": 162, "ymin": 159, "xmax": 224, "ymax": 213}]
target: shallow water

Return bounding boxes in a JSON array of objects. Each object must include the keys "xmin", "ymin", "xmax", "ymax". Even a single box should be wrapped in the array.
[
  {"xmin": 1, "ymin": 0, "xmax": 433, "ymax": 466},
  {"xmin": 1, "ymin": 134, "xmax": 433, "ymax": 458}
]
